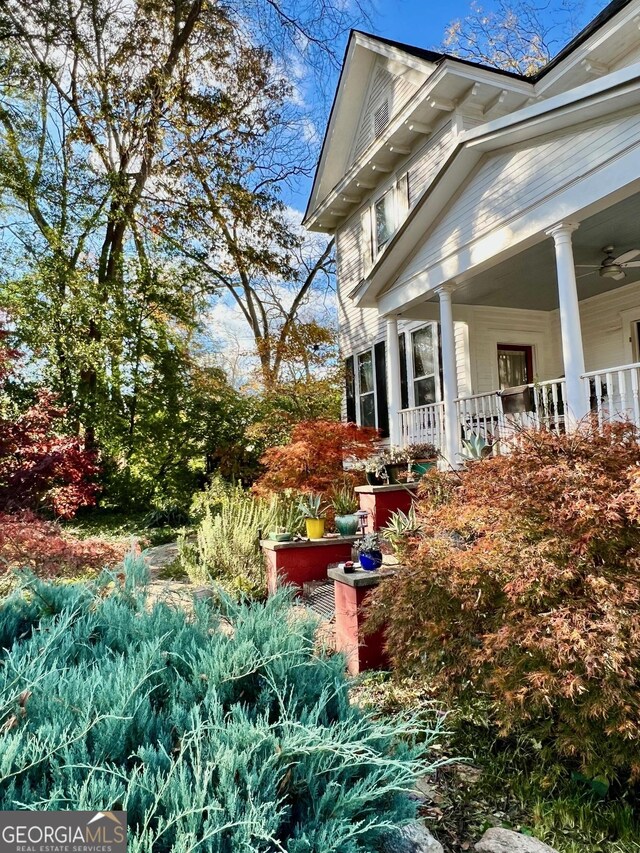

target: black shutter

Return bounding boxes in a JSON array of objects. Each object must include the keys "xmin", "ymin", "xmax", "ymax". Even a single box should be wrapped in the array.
[
  {"xmin": 345, "ymin": 356, "xmax": 356, "ymax": 423},
  {"xmin": 399, "ymin": 333, "xmax": 409, "ymax": 411},
  {"xmin": 374, "ymin": 341, "xmax": 389, "ymax": 438}
]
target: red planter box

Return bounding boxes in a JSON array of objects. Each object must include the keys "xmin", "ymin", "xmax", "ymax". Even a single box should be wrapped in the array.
[
  {"xmin": 261, "ymin": 537, "xmax": 358, "ymax": 596},
  {"xmin": 355, "ymin": 484, "xmax": 417, "ymax": 533}
]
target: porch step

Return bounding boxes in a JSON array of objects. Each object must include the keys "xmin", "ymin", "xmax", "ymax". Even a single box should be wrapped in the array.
[{"xmin": 297, "ymin": 579, "xmax": 335, "ymax": 621}]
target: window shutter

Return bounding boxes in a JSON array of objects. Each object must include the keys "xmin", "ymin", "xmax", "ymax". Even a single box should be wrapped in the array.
[
  {"xmin": 345, "ymin": 356, "xmax": 356, "ymax": 423},
  {"xmin": 374, "ymin": 341, "xmax": 389, "ymax": 438},
  {"xmin": 399, "ymin": 333, "xmax": 409, "ymax": 410}
]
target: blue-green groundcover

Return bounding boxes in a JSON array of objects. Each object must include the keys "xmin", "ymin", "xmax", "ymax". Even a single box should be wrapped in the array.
[{"xmin": 0, "ymin": 557, "xmax": 441, "ymax": 852}]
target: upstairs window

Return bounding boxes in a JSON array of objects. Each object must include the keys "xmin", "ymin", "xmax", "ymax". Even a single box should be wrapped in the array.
[{"xmin": 374, "ymin": 190, "xmax": 394, "ymax": 253}]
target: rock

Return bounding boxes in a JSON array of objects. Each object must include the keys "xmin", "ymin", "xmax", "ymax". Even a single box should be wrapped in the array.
[
  {"xmin": 475, "ymin": 828, "xmax": 559, "ymax": 853},
  {"xmin": 381, "ymin": 821, "xmax": 444, "ymax": 853}
]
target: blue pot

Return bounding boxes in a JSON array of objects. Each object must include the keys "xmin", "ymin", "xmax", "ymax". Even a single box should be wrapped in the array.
[
  {"xmin": 360, "ymin": 550, "xmax": 382, "ymax": 571},
  {"xmin": 335, "ymin": 514, "xmax": 359, "ymax": 536}
]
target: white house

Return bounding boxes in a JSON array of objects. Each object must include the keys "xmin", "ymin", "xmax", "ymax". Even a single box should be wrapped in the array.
[{"xmin": 303, "ymin": 0, "xmax": 640, "ymax": 464}]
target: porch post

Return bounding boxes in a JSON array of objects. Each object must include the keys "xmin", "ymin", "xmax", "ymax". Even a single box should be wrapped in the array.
[
  {"xmin": 436, "ymin": 284, "xmax": 459, "ymax": 466},
  {"xmin": 546, "ymin": 222, "xmax": 589, "ymax": 428},
  {"xmin": 386, "ymin": 316, "xmax": 402, "ymax": 445}
]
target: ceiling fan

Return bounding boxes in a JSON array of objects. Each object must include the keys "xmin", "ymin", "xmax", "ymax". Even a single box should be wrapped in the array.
[{"xmin": 576, "ymin": 245, "xmax": 640, "ymax": 281}]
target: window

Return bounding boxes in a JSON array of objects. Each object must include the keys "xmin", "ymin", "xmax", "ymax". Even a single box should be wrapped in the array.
[
  {"xmin": 358, "ymin": 350, "xmax": 376, "ymax": 427},
  {"xmin": 374, "ymin": 190, "xmax": 394, "ymax": 253},
  {"xmin": 412, "ymin": 326, "xmax": 437, "ymax": 406},
  {"xmin": 497, "ymin": 344, "xmax": 533, "ymax": 389}
]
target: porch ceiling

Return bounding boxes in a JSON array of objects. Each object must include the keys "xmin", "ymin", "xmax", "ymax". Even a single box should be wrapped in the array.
[{"xmin": 442, "ymin": 193, "xmax": 640, "ymax": 311}]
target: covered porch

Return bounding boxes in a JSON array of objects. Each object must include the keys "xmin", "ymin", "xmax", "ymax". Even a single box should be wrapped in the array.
[{"xmin": 386, "ymin": 192, "xmax": 640, "ymax": 461}]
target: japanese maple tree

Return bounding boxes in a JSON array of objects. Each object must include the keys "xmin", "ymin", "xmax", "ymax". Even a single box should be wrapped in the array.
[
  {"xmin": 254, "ymin": 420, "xmax": 378, "ymax": 496},
  {"xmin": 0, "ymin": 339, "xmax": 99, "ymax": 518}
]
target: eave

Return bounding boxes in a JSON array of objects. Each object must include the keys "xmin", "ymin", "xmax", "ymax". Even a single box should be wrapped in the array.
[{"xmin": 353, "ymin": 60, "xmax": 640, "ymax": 309}]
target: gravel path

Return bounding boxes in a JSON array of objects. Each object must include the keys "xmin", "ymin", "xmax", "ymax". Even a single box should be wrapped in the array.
[{"xmin": 142, "ymin": 541, "xmax": 210, "ymax": 609}]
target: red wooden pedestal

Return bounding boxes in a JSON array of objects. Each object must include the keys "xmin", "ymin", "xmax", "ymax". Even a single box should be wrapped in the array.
[
  {"xmin": 261, "ymin": 537, "xmax": 357, "ymax": 596},
  {"xmin": 329, "ymin": 566, "xmax": 390, "ymax": 676},
  {"xmin": 355, "ymin": 484, "xmax": 418, "ymax": 533}
]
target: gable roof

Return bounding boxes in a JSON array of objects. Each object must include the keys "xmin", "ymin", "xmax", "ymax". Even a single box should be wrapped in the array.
[{"xmin": 304, "ymin": 0, "xmax": 636, "ymax": 227}]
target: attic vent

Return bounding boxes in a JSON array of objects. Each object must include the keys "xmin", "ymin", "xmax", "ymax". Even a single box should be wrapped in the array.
[{"xmin": 373, "ymin": 101, "xmax": 389, "ymax": 138}]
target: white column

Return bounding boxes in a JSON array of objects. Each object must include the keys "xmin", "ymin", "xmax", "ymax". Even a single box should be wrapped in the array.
[
  {"xmin": 386, "ymin": 316, "xmax": 402, "ymax": 446},
  {"xmin": 437, "ymin": 285, "xmax": 459, "ymax": 466},
  {"xmin": 546, "ymin": 222, "xmax": 589, "ymax": 428}
]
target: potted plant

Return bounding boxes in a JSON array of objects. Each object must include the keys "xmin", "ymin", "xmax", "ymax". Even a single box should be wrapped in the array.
[
  {"xmin": 331, "ymin": 486, "xmax": 359, "ymax": 536},
  {"xmin": 360, "ymin": 455, "xmax": 389, "ymax": 486},
  {"xmin": 383, "ymin": 446, "xmax": 411, "ymax": 485},
  {"xmin": 269, "ymin": 526, "xmax": 292, "ymax": 542},
  {"xmin": 297, "ymin": 493, "xmax": 327, "ymax": 539},
  {"xmin": 357, "ymin": 532, "xmax": 383, "ymax": 571},
  {"xmin": 404, "ymin": 442, "xmax": 438, "ymax": 477}
]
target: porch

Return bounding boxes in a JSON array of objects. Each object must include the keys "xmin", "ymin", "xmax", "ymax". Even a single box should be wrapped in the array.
[
  {"xmin": 400, "ymin": 364, "xmax": 640, "ymax": 456},
  {"xmin": 385, "ymin": 191, "xmax": 640, "ymax": 461}
]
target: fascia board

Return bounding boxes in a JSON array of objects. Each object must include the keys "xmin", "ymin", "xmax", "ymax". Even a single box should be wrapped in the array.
[
  {"xmin": 534, "ymin": 0, "xmax": 640, "ymax": 95},
  {"xmin": 305, "ymin": 61, "xmax": 534, "ymax": 230},
  {"xmin": 355, "ymin": 62, "xmax": 640, "ymax": 307}
]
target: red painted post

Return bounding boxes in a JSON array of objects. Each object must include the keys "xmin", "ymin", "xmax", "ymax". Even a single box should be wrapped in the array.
[{"xmin": 329, "ymin": 565, "xmax": 390, "ymax": 676}]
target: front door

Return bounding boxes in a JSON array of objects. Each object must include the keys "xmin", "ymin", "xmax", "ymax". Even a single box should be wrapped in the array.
[{"xmin": 497, "ymin": 344, "xmax": 533, "ymax": 389}]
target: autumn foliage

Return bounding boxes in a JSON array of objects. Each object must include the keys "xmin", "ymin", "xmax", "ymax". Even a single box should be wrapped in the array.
[
  {"xmin": 253, "ymin": 420, "xmax": 377, "ymax": 496},
  {"xmin": 0, "ymin": 343, "xmax": 99, "ymax": 518},
  {"xmin": 370, "ymin": 421, "xmax": 640, "ymax": 778},
  {"xmin": 0, "ymin": 512, "xmax": 125, "ymax": 580}
]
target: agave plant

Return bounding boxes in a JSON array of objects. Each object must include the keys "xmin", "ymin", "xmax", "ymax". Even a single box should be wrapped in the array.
[
  {"xmin": 297, "ymin": 493, "xmax": 327, "ymax": 520},
  {"xmin": 459, "ymin": 433, "xmax": 495, "ymax": 462},
  {"xmin": 383, "ymin": 506, "xmax": 421, "ymax": 559}
]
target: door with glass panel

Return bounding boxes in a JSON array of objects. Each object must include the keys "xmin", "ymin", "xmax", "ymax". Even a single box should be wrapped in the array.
[{"xmin": 497, "ymin": 344, "xmax": 533, "ymax": 389}]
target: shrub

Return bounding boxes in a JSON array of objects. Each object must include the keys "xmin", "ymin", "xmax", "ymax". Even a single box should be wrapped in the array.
[
  {"xmin": 369, "ymin": 421, "xmax": 640, "ymax": 780},
  {"xmin": 0, "ymin": 559, "xmax": 442, "ymax": 851},
  {"xmin": 179, "ymin": 488, "xmax": 301, "ymax": 597},
  {"xmin": 0, "ymin": 511, "xmax": 125, "ymax": 585},
  {"xmin": 253, "ymin": 420, "xmax": 378, "ymax": 496}
]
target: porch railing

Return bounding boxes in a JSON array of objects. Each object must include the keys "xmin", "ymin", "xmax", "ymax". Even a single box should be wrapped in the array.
[
  {"xmin": 583, "ymin": 362, "xmax": 640, "ymax": 428},
  {"xmin": 401, "ymin": 378, "xmax": 567, "ymax": 454},
  {"xmin": 399, "ymin": 366, "xmax": 640, "ymax": 454},
  {"xmin": 399, "ymin": 401, "xmax": 445, "ymax": 448}
]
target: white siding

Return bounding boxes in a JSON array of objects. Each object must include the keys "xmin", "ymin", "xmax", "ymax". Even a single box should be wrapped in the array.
[
  {"xmin": 394, "ymin": 109, "xmax": 640, "ymax": 291},
  {"xmin": 351, "ymin": 64, "xmax": 421, "ymax": 164},
  {"xmin": 459, "ymin": 305, "xmax": 561, "ymax": 395},
  {"xmin": 579, "ymin": 280, "xmax": 640, "ymax": 371}
]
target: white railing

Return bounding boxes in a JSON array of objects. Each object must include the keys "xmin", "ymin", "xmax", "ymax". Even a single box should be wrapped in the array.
[
  {"xmin": 402, "ymin": 379, "xmax": 568, "ymax": 453},
  {"xmin": 583, "ymin": 362, "xmax": 640, "ymax": 429},
  {"xmin": 399, "ymin": 401, "xmax": 445, "ymax": 449}
]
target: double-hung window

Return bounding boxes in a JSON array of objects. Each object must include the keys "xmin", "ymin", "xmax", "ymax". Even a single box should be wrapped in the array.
[
  {"xmin": 357, "ymin": 350, "xmax": 376, "ymax": 427},
  {"xmin": 411, "ymin": 326, "xmax": 437, "ymax": 406},
  {"xmin": 374, "ymin": 190, "xmax": 394, "ymax": 254}
]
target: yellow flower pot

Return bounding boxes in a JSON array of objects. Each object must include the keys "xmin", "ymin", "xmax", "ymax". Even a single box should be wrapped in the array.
[{"xmin": 305, "ymin": 518, "xmax": 325, "ymax": 539}]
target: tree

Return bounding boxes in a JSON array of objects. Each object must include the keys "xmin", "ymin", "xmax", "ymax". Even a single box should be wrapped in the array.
[
  {"xmin": 441, "ymin": 0, "xmax": 596, "ymax": 75},
  {"xmin": 0, "ymin": 0, "xmax": 363, "ymax": 505}
]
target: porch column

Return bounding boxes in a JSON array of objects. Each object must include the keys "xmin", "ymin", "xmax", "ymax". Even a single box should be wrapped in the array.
[
  {"xmin": 386, "ymin": 316, "xmax": 402, "ymax": 445},
  {"xmin": 436, "ymin": 285, "xmax": 459, "ymax": 466},
  {"xmin": 546, "ymin": 222, "xmax": 589, "ymax": 427}
]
